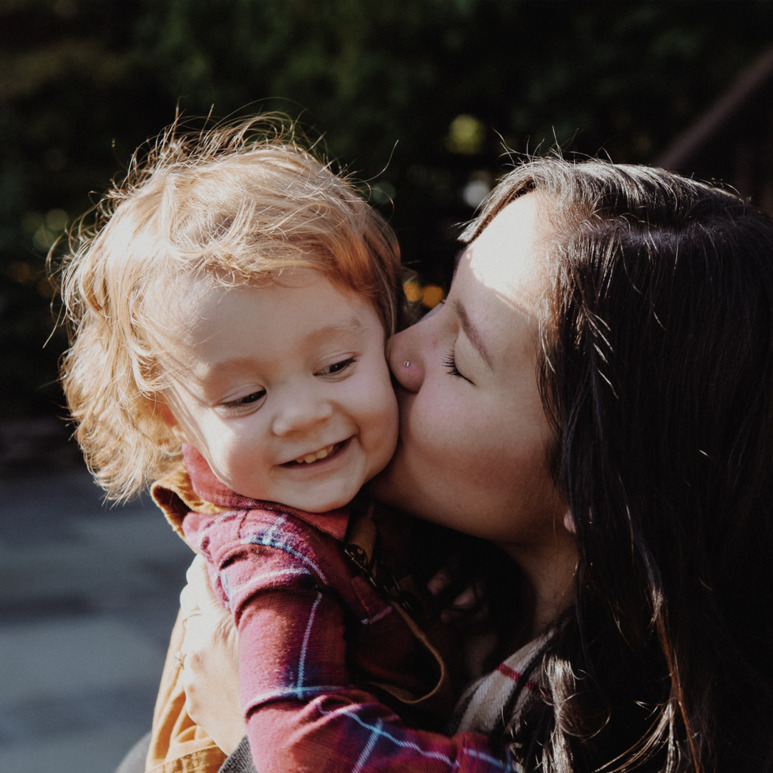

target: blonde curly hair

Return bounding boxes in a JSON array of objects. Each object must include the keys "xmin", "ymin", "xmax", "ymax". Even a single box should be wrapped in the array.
[{"xmin": 56, "ymin": 116, "xmax": 402, "ymax": 501}]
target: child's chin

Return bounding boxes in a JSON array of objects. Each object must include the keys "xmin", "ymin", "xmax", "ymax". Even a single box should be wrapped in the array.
[{"xmin": 288, "ymin": 489, "xmax": 356, "ymax": 514}]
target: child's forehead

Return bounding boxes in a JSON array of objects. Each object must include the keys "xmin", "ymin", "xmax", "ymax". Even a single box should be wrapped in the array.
[
  {"xmin": 154, "ymin": 272, "xmax": 385, "ymax": 378},
  {"xmin": 179, "ymin": 269, "xmax": 372, "ymax": 311},
  {"xmin": 154, "ymin": 268, "xmax": 378, "ymax": 338}
]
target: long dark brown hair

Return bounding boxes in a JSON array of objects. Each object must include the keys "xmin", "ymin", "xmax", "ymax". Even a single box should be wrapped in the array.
[{"xmin": 468, "ymin": 158, "xmax": 773, "ymax": 771}]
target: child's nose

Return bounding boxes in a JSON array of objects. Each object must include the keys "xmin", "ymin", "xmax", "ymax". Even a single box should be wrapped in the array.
[
  {"xmin": 271, "ymin": 394, "xmax": 334, "ymax": 436},
  {"xmin": 387, "ymin": 328, "xmax": 423, "ymax": 393}
]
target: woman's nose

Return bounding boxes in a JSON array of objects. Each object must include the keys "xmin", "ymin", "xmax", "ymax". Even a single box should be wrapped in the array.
[
  {"xmin": 387, "ymin": 326, "xmax": 424, "ymax": 393},
  {"xmin": 271, "ymin": 392, "xmax": 334, "ymax": 436}
]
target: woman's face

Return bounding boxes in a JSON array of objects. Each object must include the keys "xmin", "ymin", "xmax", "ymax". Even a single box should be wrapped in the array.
[{"xmin": 370, "ymin": 194, "xmax": 567, "ymax": 560}]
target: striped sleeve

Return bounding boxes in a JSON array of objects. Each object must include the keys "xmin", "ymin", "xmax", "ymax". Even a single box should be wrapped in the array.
[{"xmin": 184, "ymin": 509, "xmax": 517, "ymax": 773}]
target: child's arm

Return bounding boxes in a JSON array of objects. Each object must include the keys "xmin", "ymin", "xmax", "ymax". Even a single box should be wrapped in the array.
[{"xmin": 182, "ymin": 509, "xmax": 513, "ymax": 773}]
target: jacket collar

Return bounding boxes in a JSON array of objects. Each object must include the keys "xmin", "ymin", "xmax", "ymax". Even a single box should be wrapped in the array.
[{"xmin": 151, "ymin": 444, "xmax": 352, "ymax": 542}]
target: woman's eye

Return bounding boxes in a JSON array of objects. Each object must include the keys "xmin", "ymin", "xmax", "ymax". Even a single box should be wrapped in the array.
[
  {"xmin": 219, "ymin": 390, "xmax": 266, "ymax": 415},
  {"xmin": 317, "ymin": 357, "xmax": 355, "ymax": 377},
  {"xmin": 443, "ymin": 350, "xmax": 473, "ymax": 384}
]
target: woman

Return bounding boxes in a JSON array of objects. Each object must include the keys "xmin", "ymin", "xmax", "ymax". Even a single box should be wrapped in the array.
[{"xmin": 151, "ymin": 157, "xmax": 773, "ymax": 771}]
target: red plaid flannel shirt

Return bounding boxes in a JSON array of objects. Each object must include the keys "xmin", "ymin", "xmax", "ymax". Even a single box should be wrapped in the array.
[{"xmin": 156, "ymin": 446, "xmax": 516, "ymax": 772}]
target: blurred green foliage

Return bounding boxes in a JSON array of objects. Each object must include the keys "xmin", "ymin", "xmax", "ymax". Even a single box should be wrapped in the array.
[{"xmin": 2, "ymin": 0, "xmax": 773, "ymax": 420}]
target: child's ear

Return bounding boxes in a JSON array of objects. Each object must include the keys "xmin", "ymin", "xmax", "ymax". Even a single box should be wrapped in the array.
[{"xmin": 155, "ymin": 398, "xmax": 188, "ymax": 442}]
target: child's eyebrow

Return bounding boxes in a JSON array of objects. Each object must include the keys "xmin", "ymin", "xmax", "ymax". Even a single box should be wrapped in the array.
[{"xmin": 306, "ymin": 318, "xmax": 365, "ymax": 341}]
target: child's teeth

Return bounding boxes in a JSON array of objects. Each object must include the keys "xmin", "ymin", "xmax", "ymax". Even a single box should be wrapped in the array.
[{"xmin": 298, "ymin": 444, "xmax": 334, "ymax": 464}]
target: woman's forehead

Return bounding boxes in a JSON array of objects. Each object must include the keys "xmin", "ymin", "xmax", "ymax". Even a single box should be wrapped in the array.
[{"xmin": 460, "ymin": 194, "xmax": 545, "ymax": 313}]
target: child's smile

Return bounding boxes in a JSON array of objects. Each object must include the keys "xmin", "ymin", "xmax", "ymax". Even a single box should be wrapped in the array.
[
  {"xmin": 285, "ymin": 439, "xmax": 347, "ymax": 466},
  {"xmin": 161, "ymin": 270, "xmax": 398, "ymax": 513}
]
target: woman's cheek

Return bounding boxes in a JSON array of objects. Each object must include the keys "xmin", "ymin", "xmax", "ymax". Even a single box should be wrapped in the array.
[{"xmin": 413, "ymin": 393, "xmax": 472, "ymax": 476}]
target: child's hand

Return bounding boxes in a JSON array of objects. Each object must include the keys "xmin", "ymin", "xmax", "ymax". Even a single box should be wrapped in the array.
[
  {"xmin": 178, "ymin": 556, "xmax": 246, "ymax": 755},
  {"xmin": 426, "ymin": 566, "xmax": 489, "ymax": 629},
  {"xmin": 427, "ymin": 565, "xmax": 499, "ymax": 681}
]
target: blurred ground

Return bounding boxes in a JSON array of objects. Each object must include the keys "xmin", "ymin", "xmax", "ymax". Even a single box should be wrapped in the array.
[{"xmin": 0, "ymin": 421, "xmax": 192, "ymax": 773}]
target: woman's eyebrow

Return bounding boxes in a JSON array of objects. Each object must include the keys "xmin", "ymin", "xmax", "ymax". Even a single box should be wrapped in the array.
[{"xmin": 453, "ymin": 298, "xmax": 492, "ymax": 369}]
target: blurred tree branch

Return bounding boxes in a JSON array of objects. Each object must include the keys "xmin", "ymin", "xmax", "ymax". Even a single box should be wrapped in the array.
[{"xmin": 2, "ymin": 0, "xmax": 772, "ymax": 421}]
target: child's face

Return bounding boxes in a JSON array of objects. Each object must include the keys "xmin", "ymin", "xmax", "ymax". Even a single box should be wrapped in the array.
[{"xmin": 162, "ymin": 271, "xmax": 398, "ymax": 513}]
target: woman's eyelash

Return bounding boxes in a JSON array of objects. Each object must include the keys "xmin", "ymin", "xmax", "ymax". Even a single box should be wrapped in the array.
[
  {"xmin": 443, "ymin": 349, "xmax": 473, "ymax": 384},
  {"xmin": 443, "ymin": 350, "xmax": 462, "ymax": 377}
]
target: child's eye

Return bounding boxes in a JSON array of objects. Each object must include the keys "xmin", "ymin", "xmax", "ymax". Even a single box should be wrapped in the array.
[
  {"xmin": 443, "ymin": 349, "xmax": 473, "ymax": 384},
  {"xmin": 317, "ymin": 357, "xmax": 356, "ymax": 377},
  {"xmin": 218, "ymin": 389, "xmax": 266, "ymax": 416}
]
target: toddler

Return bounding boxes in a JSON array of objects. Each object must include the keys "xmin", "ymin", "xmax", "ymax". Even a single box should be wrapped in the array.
[{"xmin": 57, "ymin": 117, "xmax": 453, "ymax": 773}]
